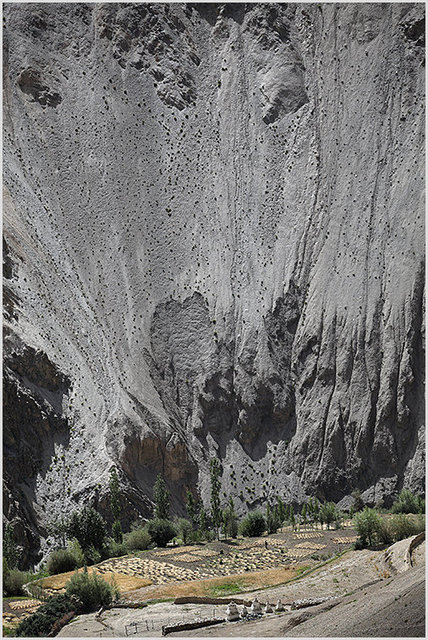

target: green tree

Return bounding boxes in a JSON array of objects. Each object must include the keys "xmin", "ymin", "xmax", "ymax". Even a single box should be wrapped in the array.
[
  {"xmin": 222, "ymin": 497, "xmax": 238, "ymax": 538},
  {"xmin": 320, "ymin": 502, "xmax": 338, "ymax": 529},
  {"xmin": 266, "ymin": 503, "xmax": 281, "ymax": 534},
  {"xmin": 209, "ymin": 458, "xmax": 222, "ymax": 539},
  {"xmin": 353, "ymin": 507, "xmax": 382, "ymax": 547},
  {"xmin": 351, "ymin": 489, "xmax": 364, "ymax": 513},
  {"xmin": 313, "ymin": 499, "xmax": 320, "ymax": 527},
  {"xmin": 239, "ymin": 511, "xmax": 266, "ymax": 537},
  {"xmin": 177, "ymin": 518, "xmax": 193, "ymax": 544},
  {"xmin": 47, "ymin": 516, "xmax": 68, "ymax": 548},
  {"xmin": 185, "ymin": 489, "xmax": 198, "ymax": 529},
  {"xmin": 301, "ymin": 503, "xmax": 307, "ymax": 524},
  {"xmin": 109, "ymin": 468, "xmax": 122, "ymax": 543},
  {"xmin": 146, "ymin": 519, "xmax": 177, "ymax": 547},
  {"xmin": 276, "ymin": 496, "xmax": 286, "ymax": 525},
  {"xmin": 153, "ymin": 473, "xmax": 170, "ymax": 520},
  {"xmin": 3, "ymin": 523, "xmax": 20, "ymax": 569},
  {"xmin": 199, "ymin": 506, "xmax": 208, "ymax": 535},
  {"xmin": 66, "ymin": 506, "xmax": 108, "ymax": 556},
  {"xmin": 289, "ymin": 505, "xmax": 295, "ymax": 529}
]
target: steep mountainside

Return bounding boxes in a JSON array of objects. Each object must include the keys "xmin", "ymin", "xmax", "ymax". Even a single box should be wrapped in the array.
[{"xmin": 3, "ymin": 2, "xmax": 424, "ymax": 565}]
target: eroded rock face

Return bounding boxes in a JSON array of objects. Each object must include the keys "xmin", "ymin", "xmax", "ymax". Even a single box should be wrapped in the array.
[{"xmin": 3, "ymin": 3, "xmax": 424, "ymax": 565}]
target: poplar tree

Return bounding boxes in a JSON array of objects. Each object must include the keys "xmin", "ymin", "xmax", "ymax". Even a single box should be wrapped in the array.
[
  {"xmin": 109, "ymin": 467, "xmax": 122, "ymax": 542},
  {"xmin": 153, "ymin": 473, "xmax": 170, "ymax": 520},
  {"xmin": 210, "ymin": 458, "xmax": 222, "ymax": 539}
]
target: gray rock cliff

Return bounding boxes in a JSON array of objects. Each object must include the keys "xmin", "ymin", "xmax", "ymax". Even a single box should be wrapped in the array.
[{"xmin": 3, "ymin": 2, "xmax": 425, "ymax": 565}]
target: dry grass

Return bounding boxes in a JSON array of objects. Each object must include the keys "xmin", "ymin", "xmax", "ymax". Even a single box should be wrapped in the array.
[
  {"xmin": 295, "ymin": 542, "xmax": 327, "ymax": 550},
  {"xmin": 39, "ymin": 568, "xmax": 152, "ymax": 593},
  {"xmin": 126, "ymin": 566, "xmax": 297, "ymax": 601},
  {"xmin": 332, "ymin": 536, "xmax": 358, "ymax": 544}
]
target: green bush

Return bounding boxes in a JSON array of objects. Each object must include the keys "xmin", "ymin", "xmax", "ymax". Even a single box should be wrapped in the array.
[
  {"xmin": 389, "ymin": 513, "xmax": 424, "ymax": 541},
  {"xmin": 239, "ymin": 511, "xmax": 266, "ymax": 537},
  {"xmin": 376, "ymin": 519, "xmax": 394, "ymax": 546},
  {"xmin": 3, "ymin": 569, "xmax": 29, "ymax": 596},
  {"xmin": 107, "ymin": 539, "xmax": 128, "ymax": 558},
  {"xmin": 146, "ymin": 519, "xmax": 177, "ymax": 547},
  {"xmin": 84, "ymin": 545, "xmax": 102, "ymax": 566},
  {"xmin": 176, "ymin": 518, "xmax": 193, "ymax": 544},
  {"xmin": 65, "ymin": 567, "xmax": 118, "ymax": 613},
  {"xmin": 353, "ymin": 507, "xmax": 382, "ymax": 547},
  {"xmin": 124, "ymin": 528, "xmax": 151, "ymax": 551},
  {"xmin": 47, "ymin": 549, "xmax": 78, "ymax": 575},
  {"xmin": 15, "ymin": 594, "xmax": 77, "ymax": 637},
  {"xmin": 68, "ymin": 538, "xmax": 85, "ymax": 567},
  {"xmin": 392, "ymin": 489, "xmax": 425, "ymax": 514}
]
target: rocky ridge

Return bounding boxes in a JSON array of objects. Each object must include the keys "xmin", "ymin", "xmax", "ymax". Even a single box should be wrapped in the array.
[{"xmin": 3, "ymin": 2, "xmax": 425, "ymax": 565}]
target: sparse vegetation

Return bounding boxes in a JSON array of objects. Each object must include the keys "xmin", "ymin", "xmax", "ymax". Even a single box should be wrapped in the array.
[{"xmin": 210, "ymin": 581, "xmax": 243, "ymax": 597}]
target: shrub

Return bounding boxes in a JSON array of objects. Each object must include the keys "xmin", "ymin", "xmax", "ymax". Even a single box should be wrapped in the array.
[
  {"xmin": 353, "ymin": 507, "xmax": 382, "ymax": 547},
  {"xmin": 68, "ymin": 538, "xmax": 85, "ymax": 567},
  {"xmin": 47, "ymin": 549, "xmax": 78, "ymax": 575},
  {"xmin": 107, "ymin": 539, "xmax": 128, "ymax": 558},
  {"xmin": 176, "ymin": 518, "xmax": 193, "ymax": 544},
  {"xmin": 146, "ymin": 519, "xmax": 177, "ymax": 547},
  {"xmin": 65, "ymin": 567, "xmax": 118, "ymax": 613},
  {"xmin": 3, "ymin": 569, "xmax": 29, "ymax": 596},
  {"xmin": 84, "ymin": 545, "xmax": 102, "ymax": 566},
  {"xmin": 124, "ymin": 528, "xmax": 151, "ymax": 551},
  {"xmin": 15, "ymin": 594, "xmax": 77, "ymax": 637},
  {"xmin": 239, "ymin": 511, "xmax": 266, "ymax": 537},
  {"xmin": 377, "ymin": 519, "xmax": 394, "ymax": 546},
  {"xmin": 389, "ymin": 513, "xmax": 424, "ymax": 541},
  {"xmin": 392, "ymin": 489, "xmax": 425, "ymax": 514}
]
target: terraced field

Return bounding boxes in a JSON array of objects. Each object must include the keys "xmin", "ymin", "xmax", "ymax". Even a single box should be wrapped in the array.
[{"xmin": 36, "ymin": 526, "xmax": 358, "ymax": 598}]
